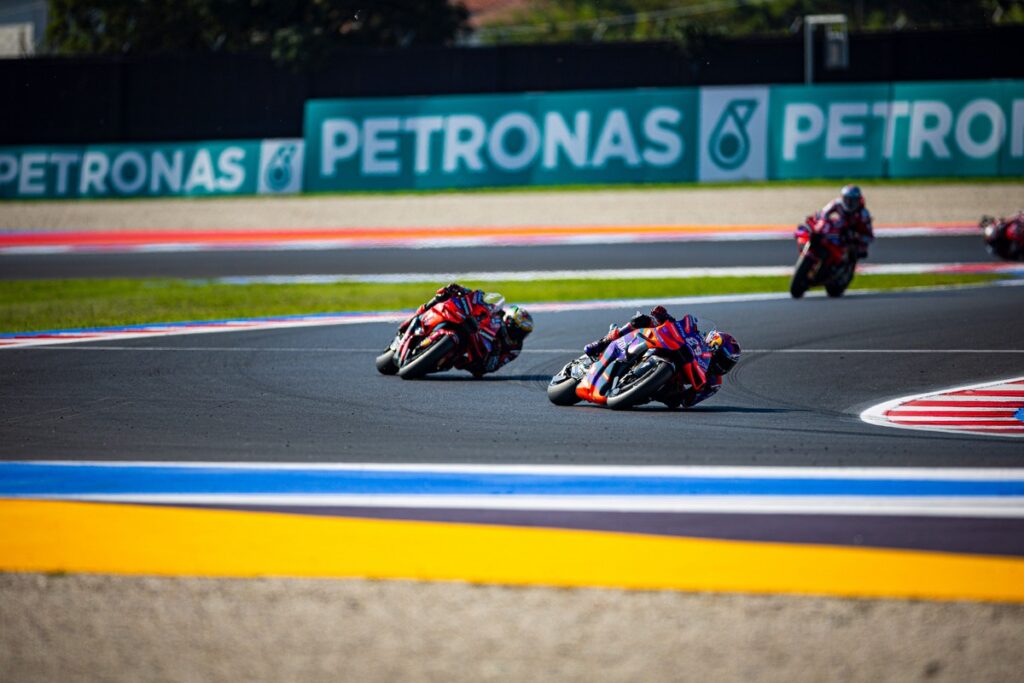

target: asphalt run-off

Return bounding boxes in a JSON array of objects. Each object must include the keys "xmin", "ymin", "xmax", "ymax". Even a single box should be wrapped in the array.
[{"xmin": 2, "ymin": 461, "xmax": 1023, "ymax": 601}]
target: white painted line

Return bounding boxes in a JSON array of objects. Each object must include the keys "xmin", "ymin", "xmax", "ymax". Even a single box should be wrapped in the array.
[
  {"xmin": 0, "ymin": 292, "xmax": 790, "ymax": 350},
  {"xmin": 16, "ymin": 492, "xmax": 1024, "ymax": 518},
  {"xmin": 214, "ymin": 262, "xmax": 1024, "ymax": 285},
  {"xmin": 18, "ymin": 461, "xmax": 1024, "ymax": 480}
]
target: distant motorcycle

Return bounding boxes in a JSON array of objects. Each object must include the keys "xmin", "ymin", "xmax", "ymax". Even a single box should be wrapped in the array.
[
  {"xmin": 376, "ymin": 291, "xmax": 504, "ymax": 379},
  {"xmin": 980, "ymin": 214, "xmax": 1024, "ymax": 261},
  {"xmin": 790, "ymin": 211, "xmax": 858, "ymax": 299},
  {"xmin": 548, "ymin": 320, "xmax": 705, "ymax": 410}
]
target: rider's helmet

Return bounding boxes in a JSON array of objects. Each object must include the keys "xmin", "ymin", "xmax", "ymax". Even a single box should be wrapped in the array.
[
  {"xmin": 840, "ymin": 185, "xmax": 864, "ymax": 214},
  {"xmin": 705, "ymin": 330, "xmax": 741, "ymax": 376},
  {"xmin": 503, "ymin": 305, "xmax": 534, "ymax": 343}
]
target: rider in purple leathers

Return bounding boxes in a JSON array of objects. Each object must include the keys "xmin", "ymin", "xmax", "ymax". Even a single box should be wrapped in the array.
[{"xmin": 581, "ymin": 306, "xmax": 740, "ymax": 408}]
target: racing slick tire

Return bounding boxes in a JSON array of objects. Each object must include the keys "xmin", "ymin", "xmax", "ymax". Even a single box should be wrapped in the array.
[
  {"xmin": 398, "ymin": 335, "xmax": 456, "ymax": 380},
  {"xmin": 375, "ymin": 348, "xmax": 399, "ymax": 375},
  {"xmin": 547, "ymin": 377, "xmax": 582, "ymax": 406},
  {"xmin": 826, "ymin": 264, "xmax": 855, "ymax": 298},
  {"xmin": 606, "ymin": 359, "xmax": 674, "ymax": 411},
  {"xmin": 790, "ymin": 255, "xmax": 814, "ymax": 299}
]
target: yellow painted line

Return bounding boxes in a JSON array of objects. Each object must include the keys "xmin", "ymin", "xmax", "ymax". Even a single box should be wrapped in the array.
[{"xmin": 2, "ymin": 499, "xmax": 1023, "ymax": 602}]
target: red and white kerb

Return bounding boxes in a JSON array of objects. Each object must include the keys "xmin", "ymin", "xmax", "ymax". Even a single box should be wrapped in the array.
[{"xmin": 861, "ymin": 376, "xmax": 1024, "ymax": 438}]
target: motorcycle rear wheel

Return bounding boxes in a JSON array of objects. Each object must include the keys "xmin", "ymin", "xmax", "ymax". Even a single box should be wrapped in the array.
[
  {"xmin": 606, "ymin": 360, "xmax": 674, "ymax": 410},
  {"xmin": 398, "ymin": 336, "xmax": 456, "ymax": 380},
  {"xmin": 826, "ymin": 263, "xmax": 855, "ymax": 298},
  {"xmin": 790, "ymin": 254, "xmax": 814, "ymax": 299}
]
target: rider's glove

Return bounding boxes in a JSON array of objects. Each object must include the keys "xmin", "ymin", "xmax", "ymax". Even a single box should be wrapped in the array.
[
  {"xmin": 584, "ymin": 338, "xmax": 608, "ymax": 359},
  {"xmin": 444, "ymin": 283, "xmax": 469, "ymax": 297}
]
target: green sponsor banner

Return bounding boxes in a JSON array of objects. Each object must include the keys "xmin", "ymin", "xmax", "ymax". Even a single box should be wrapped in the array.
[
  {"xmin": 4, "ymin": 80, "xmax": 1020, "ymax": 199},
  {"xmin": 771, "ymin": 80, "xmax": 1024, "ymax": 179},
  {"xmin": 0, "ymin": 140, "xmax": 261, "ymax": 199},
  {"xmin": 304, "ymin": 89, "xmax": 699, "ymax": 191}
]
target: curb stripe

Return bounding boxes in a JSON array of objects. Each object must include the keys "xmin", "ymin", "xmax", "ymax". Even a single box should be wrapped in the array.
[
  {"xmin": 0, "ymin": 222, "xmax": 977, "ymax": 254},
  {"xmin": 211, "ymin": 262, "xmax": 1024, "ymax": 285},
  {"xmin": 861, "ymin": 376, "xmax": 1024, "ymax": 438}
]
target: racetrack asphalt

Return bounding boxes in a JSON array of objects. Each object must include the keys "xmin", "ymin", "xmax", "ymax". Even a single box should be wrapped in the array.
[
  {"xmin": 0, "ymin": 234, "xmax": 993, "ymax": 279},
  {"xmin": 2, "ymin": 283, "xmax": 1022, "ymax": 466}
]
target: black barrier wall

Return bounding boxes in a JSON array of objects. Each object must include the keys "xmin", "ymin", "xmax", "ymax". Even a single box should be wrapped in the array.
[{"xmin": 2, "ymin": 26, "xmax": 1021, "ymax": 145}]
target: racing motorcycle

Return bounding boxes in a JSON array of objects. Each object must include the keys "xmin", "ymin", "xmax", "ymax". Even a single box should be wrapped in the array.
[
  {"xmin": 548, "ymin": 320, "xmax": 705, "ymax": 410},
  {"xmin": 790, "ymin": 211, "xmax": 858, "ymax": 299},
  {"xmin": 376, "ymin": 292, "xmax": 504, "ymax": 379},
  {"xmin": 980, "ymin": 215, "xmax": 1024, "ymax": 261}
]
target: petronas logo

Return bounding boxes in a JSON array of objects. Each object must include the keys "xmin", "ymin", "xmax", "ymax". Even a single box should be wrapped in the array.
[
  {"xmin": 266, "ymin": 144, "xmax": 297, "ymax": 191},
  {"xmin": 709, "ymin": 99, "xmax": 758, "ymax": 171}
]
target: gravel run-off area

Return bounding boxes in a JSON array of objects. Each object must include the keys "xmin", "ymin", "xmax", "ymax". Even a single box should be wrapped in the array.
[
  {"xmin": 3, "ymin": 182, "xmax": 1023, "ymax": 231},
  {"xmin": 3, "ymin": 573, "xmax": 1023, "ymax": 683}
]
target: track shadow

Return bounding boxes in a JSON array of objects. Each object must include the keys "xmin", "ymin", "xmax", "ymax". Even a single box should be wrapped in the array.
[
  {"xmin": 558, "ymin": 404, "xmax": 795, "ymax": 415},
  {"xmin": 413, "ymin": 374, "xmax": 553, "ymax": 383},
  {"xmin": 684, "ymin": 406, "xmax": 794, "ymax": 414}
]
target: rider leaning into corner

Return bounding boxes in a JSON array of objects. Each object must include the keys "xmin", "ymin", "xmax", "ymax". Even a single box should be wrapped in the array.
[
  {"xmin": 399, "ymin": 283, "xmax": 534, "ymax": 377},
  {"xmin": 981, "ymin": 211, "xmax": 1024, "ymax": 261},
  {"xmin": 581, "ymin": 305, "xmax": 741, "ymax": 408},
  {"xmin": 817, "ymin": 184, "xmax": 875, "ymax": 259}
]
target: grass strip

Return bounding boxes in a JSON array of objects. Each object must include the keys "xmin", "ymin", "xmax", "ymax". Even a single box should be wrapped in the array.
[{"xmin": 0, "ymin": 273, "xmax": 1007, "ymax": 334}]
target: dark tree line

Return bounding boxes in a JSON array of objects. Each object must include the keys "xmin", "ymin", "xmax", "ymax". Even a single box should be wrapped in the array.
[
  {"xmin": 477, "ymin": 0, "xmax": 1024, "ymax": 44},
  {"xmin": 47, "ymin": 0, "xmax": 470, "ymax": 64}
]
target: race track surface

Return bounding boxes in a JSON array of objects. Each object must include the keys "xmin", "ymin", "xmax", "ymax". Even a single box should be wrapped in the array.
[
  {"xmin": 3, "ymin": 284, "xmax": 1022, "ymax": 465},
  {"xmin": 0, "ymin": 235, "xmax": 992, "ymax": 279}
]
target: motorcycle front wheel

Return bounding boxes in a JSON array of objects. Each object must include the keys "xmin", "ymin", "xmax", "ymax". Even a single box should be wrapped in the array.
[
  {"xmin": 547, "ymin": 376, "xmax": 582, "ymax": 406},
  {"xmin": 398, "ymin": 335, "xmax": 456, "ymax": 380},
  {"xmin": 606, "ymin": 360, "xmax": 674, "ymax": 410},
  {"xmin": 790, "ymin": 254, "xmax": 814, "ymax": 299}
]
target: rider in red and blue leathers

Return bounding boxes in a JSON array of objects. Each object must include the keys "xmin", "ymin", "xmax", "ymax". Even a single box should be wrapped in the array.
[
  {"xmin": 582, "ymin": 306, "xmax": 740, "ymax": 408},
  {"xmin": 819, "ymin": 185, "xmax": 874, "ymax": 259},
  {"xmin": 399, "ymin": 283, "xmax": 533, "ymax": 377},
  {"xmin": 981, "ymin": 211, "xmax": 1024, "ymax": 261}
]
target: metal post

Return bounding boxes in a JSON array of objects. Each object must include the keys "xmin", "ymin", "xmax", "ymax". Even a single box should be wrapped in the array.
[
  {"xmin": 804, "ymin": 14, "xmax": 848, "ymax": 85},
  {"xmin": 804, "ymin": 21, "xmax": 814, "ymax": 84}
]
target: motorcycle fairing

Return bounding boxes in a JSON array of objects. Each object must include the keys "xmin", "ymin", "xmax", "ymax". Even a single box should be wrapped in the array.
[
  {"xmin": 575, "ymin": 317, "xmax": 712, "ymax": 405},
  {"xmin": 396, "ymin": 294, "xmax": 496, "ymax": 372}
]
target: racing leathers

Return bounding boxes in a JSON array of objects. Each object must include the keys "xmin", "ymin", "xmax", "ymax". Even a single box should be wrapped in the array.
[
  {"xmin": 982, "ymin": 212, "xmax": 1024, "ymax": 261},
  {"xmin": 821, "ymin": 198, "xmax": 874, "ymax": 259},
  {"xmin": 400, "ymin": 283, "xmax": 523, "ymax": 377},
  {"xmin": 582, "ymin": 310, "xmax": 722, "ymax": 409}
]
